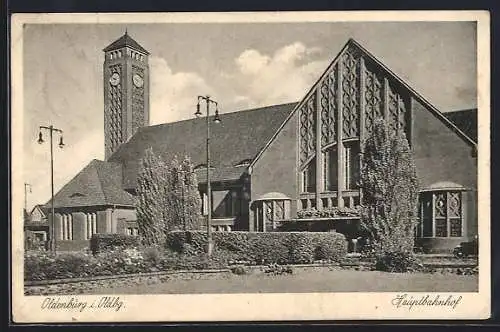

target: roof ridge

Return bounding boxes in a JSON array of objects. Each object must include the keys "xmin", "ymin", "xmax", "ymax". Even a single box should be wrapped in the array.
[
  {"xmin": 144, "ymin": 102, "xmax": 299, "ymax": 130},
  {"xmin": 445, "ymin": 108, "xmax": 477, "ymax": 114}
]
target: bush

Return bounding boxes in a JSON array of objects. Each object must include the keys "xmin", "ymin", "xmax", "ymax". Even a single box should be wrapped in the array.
[
  {"xmin": 286, "ymin": 232, "xmax": 315, "ymax": 264},
  {"xmin": 248, "ymin": 233, "xmax": 290, "ymax": 265},
  {"xmin": 374, "ymin": 251, "xmax": 423, "ymax": 273},
  {"xmin": 264, "ymin": 263, "xmax": 293, "ymax": 276},
  {"xmin": 230, "ymin": 265, "xmax": 248, "ymax": 275},
  {"xmin": 313, "ymin": 232, "xmax": 348, "ymax": 262},
  {"xmin": 25, "ymin": 251, "xmax": 95, "ymax": 281},
  {"xmin": 165, "ymin": 231, "xmax": 348, "ymax": 265},
  {"xmin": 90, "ymin": 233, "xmax": 140, "ymax": 255}
]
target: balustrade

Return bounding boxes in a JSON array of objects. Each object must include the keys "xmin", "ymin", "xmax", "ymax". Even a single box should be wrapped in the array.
[{"xmin": 298, "ymin": 191, "xmax": 359, "ymax": 212}]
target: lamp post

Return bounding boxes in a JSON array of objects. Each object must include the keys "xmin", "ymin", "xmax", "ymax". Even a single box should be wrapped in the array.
[
  {"xmin": 37, "ymin": 125, "xmax": 65, "ymax": 253},
  {"xmin": 195, "ymin": 96, "xmax": 221, "ymax": 257},
  {"xmin": 24, "ymin": 183, "xmax": 32, "ymax": 215}
]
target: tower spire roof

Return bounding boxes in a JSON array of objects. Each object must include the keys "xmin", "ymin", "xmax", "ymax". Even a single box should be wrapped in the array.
[{"xmin": 103, "ymin": 31, "xmax": 149, "ymax": 55}]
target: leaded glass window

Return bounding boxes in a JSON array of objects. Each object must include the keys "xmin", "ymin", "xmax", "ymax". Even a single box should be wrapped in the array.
[{"xmin": 418, "ymin": 190, "xmax": 464, "ymax": 238}]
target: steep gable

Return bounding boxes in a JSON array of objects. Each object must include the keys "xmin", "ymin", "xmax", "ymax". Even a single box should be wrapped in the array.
[{"xmin": 251, "ymin": 38, "xmax": 476, "ymax": 170}]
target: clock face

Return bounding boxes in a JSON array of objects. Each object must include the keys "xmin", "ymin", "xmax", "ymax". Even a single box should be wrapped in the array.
[
  {"xmin": 109, "ymin": 72, "xmax": 120, "ymax": 86},
  {"xmin": 133, "ymin": 74, "xmax": 144, "ymax": 88}
]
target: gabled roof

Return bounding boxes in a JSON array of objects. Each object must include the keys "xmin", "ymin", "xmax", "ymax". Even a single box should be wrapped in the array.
[
  {"xmin": 347, "ymin": 39, "xmax": 477, "ymax": 147},
  {"xmin": 30, "ymin": 204, "xmax": 48, "ymax": 217},
  {"xmin": 109, "ymin": 103, "xmax": 296, "ymax": 188},
  {"xmin": 444, "ymin": 109, "xmax": 477, "ymax": 142},
  {"xmin": 103, "ymin": 32, "xmax": 150, "ymax": 55},
  {"xmin": 250, "ymin": 38, "xmax": 477, "ymax": 169},
  {"xmin": 46, "ymin": 159, "xmax": 135, "ymax": 208}
]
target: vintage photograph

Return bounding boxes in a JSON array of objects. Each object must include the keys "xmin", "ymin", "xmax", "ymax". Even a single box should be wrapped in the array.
[{"xmin": 11, "ymin": 11, "xmax": 490, "ymax": 321}]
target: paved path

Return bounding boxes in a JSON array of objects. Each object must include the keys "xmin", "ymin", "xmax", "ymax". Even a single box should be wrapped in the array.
[{"xmin": 91, "ymin": 269, "xmax": 478, "ymax": 294}]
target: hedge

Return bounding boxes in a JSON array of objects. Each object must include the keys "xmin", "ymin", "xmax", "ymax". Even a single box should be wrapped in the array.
[
  {"xmin": 90, "ymin": 233, "xmax": 140, "ymax": 255},
  {"xmin": 24, "ymin": 247, "xmax": 227, "ymax": 281},
  {"xmin": 166, "ymin": 231, "xmax": 348, "ymax": 264}
]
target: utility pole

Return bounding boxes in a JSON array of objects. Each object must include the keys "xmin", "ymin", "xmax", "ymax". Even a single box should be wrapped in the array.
[{"xmin": 24, "ymin": 183, "xmax": 32, "ymax": 214}]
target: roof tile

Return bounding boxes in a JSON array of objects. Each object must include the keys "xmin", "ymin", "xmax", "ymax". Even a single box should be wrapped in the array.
[
  {"xmin": 103, "ymin": 32, "xmax": 149, "ymax": 55},
  {"xmin": 109, "ymin": 102, "xmax": 296, "ymax": 189}
]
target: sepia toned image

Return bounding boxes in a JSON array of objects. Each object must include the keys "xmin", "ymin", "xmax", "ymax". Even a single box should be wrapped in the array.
[{"xmin": 11, "ymin": 11, "xmax": 490, "ymax": 322}]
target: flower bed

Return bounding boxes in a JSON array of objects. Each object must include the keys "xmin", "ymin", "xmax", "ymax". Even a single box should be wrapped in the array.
[
  {"xmin": 25, "ymin": 231, "xmax": 348, "ymax": 281},
  {"xmin": 24, "ymin": 247, "xmax": 227, "ymax": 282},
  {"xmin": 296, "ymin": 206, "xmax": 361, "ymax": 219}
]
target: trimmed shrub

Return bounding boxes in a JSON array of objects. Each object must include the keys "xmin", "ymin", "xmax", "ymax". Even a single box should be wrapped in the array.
[
  {"xmin": 286, "ymin": 232, "xmax": 315, "ymax": 264},
  {"xmin": 165, "ymin": 231, "xmax": 348, "ymax": 265},
  {"xmin": 90, "ymin": 233, "xmax": 140, "ymax": 255},
  {"xmin": 247, "ymin": 232, "xmax": 290, "ymax": 265},
  {"xmin": 313, "ymin": 232, "xmax": 348, "ymax": 262}
]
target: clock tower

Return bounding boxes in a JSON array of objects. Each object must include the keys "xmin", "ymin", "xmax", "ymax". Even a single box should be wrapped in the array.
[{"xmin": 103, "ymin": 31, "xmax": 150, "ymax": 160}]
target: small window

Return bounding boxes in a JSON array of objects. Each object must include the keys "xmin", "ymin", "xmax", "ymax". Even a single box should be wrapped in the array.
[
  {"xmin": 70, "ymin": 192, "xmax": 85, "ymax": 198},
  {"xmin": 85, "ymin": 213, "xmax": 98, "ymax": 240},
  {"xmin": 61, "ymin": 213, "xmax": 73, "ymax": 241},
  {"xmin": 126, "ymin": 227, "xmax": 139, "ymax": 236}
]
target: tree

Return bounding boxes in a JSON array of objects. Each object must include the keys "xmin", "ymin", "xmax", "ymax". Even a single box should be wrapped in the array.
[
  {"xmin": 136, "ymin": 148, "xmax": 168, "ymax": 245},
  {"xmin": 165, "ymin": 155, "xmax": 202, "ymax": 231},
  {"xmin": 179, "ymin": 156, "xmax": 202, "ymax": 230},
  {"xmin": 136, "ymin": 150, "xmax": 202, "ymax": 244},
  {"xmin": 360, "ymin": 118, "xmax": 419, "ymax": 254}
]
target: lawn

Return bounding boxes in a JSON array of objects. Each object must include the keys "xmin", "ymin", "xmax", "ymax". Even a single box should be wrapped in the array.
[{"xmin": 91, "ymin": 268, "xmax": 478, "ymax": 294}]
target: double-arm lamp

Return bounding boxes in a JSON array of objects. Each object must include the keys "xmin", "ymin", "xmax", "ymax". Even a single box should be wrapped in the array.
[
  {"xmin": 195, "ymin": 96, "xmax": 221, "ymax": 256},
  {"xmin": 37, "ymin": 125, "xmax": 65, "ymax": 253}
]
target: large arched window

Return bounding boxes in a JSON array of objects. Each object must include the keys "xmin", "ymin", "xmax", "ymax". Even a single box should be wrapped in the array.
[
  {"xmin": 302, "ymin": 157, "xmax": 316, "ymax": 193},
  {"xmin": 344, "ymin": 140, "xmax": 360, "ymax": 190},
  {"xmin": 323, "ymin": 145, "xmax": 338, "ymax": 191}
]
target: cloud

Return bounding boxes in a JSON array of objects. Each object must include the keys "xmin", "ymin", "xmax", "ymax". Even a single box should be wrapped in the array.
[
  {"xmin": 229, "ymin": 42, "xmax": 328, "ymax": 108},
  {"xmin": 149, "ymin": 56, "xmax": 214, "ymax": 124},
  {"xmin": 24, "ymin": 42, "xmax": 330, "ymax": 208},
  {"xmin": 24, "ymin": 129, "xmax": 103, "ymax": 208},
  {"xmin": 235, "ymin": 49, "xmax": 270, "ymax": 76}
]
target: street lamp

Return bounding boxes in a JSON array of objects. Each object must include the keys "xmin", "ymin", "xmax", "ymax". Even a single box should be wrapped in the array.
[
  {"xmin": 24, "ymin": 183, "xmax": 32, "ymax": 215},
  {"xmin": 38, "ymin": 125, "xmax": 65, "ymax": 253},
  {"xmin": 195, "ymin": 95, "xmax": 221, "ymax": 256}
]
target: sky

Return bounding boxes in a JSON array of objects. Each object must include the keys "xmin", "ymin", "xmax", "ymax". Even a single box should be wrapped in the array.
[{"xmin": 21, "ymin": 21, "xmax": 477, "ymax": 210}]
